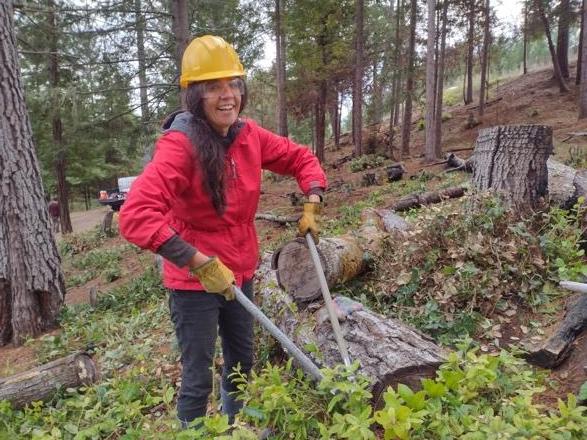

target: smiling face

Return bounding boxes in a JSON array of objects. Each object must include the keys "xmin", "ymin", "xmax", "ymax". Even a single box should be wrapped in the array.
[{"xmin": 201, "ymin": 77, "xmax": 243, "ymax": 136}]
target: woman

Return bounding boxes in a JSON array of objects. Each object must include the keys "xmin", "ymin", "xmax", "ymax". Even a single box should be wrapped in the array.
[{"xmin": 119, "ymin": 35, "xmax": 327, "ymax": 427}]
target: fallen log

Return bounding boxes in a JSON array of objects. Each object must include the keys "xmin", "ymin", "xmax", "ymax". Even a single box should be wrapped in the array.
[
  {"xmin": 255, "ymin": 213, "xmax": 298, "ymax": 225},
  {"xmin": 258, "ymin": 255, "xmax": 446, "ymax": 405},
  {"xmin": 272, "ymin": 209, "xmax": 409, "ymax": 302},
  {"xmin": 0, "ymin": 352, "xmax": 99, "ymax": 409},
  {"xmin": 389, "ymin": 187, "xmax": 467, "ymax": 212},
  {"xmin": 525, "ymin": 293, "xmax": 587, "ymax": 368},
  {"xmin": 449, "ymin": 152, "xmax": 587, "ymax": 210}
]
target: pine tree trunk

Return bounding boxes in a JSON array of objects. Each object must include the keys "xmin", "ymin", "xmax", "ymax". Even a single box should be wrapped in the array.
[
  {"xmin": 275, "ymin": 0, "xmax": 288, "ymax": 136},
  {"xmin": 425, "ymin": 0, "xmax": 437, "ymax": 162},
  {"xmin": 353, "ymin": 0, "xmax": 364, "ymax": 156},
  {"xmin": 580, "ymin": 0, "xmax": 587, "ymax": 117},
  {"xmin": 401, "ymin": 0, "xmax": 417, "ymax": 157},
  {"xmin": 48, "ymin": 0, "xmax": 72, "ymax": 234},
  {"xmin": 371, "ymin": 61, "xmax": 383, "ymax": 124},
  {"xmin": 315, "ymin": 80, "xmax": 327, "ymax": 163},
  {"xmin": 472, "ymin": 125, "xmax": 553, "ymax": 209},
  {"xmin": 135, "ymin": 0, "xmax": 149, "ymax": 130},
  {"xmin": 479, "ymin": 0, "xmax": 491, "ymax": 116},
  {"xmin": 535, "ymin": 0, "xmax": 569, "ymax": 93},
  {"xmin": 465, "ymin": 0, "xmax": 475, "ymax": 105},
  {"xmin": 171, "ymin": 0, "xmax": 189, "ymax": 106},
  {"xmin": 0, "ymin": 2, "xmax": 66, "ymax": 346},
  {"xmin": 557, "ymin": 0, "xmax": 570, "ymax": 79},
  {"xmin": 433, "ymin": 0, "xmax": 448, "ymax": 158},
  {"xmin": 577, "ymin": 0, "xmax": 585, "ymax": 85},
  {"xmin": 388, "ymin": 0, "xmax": 402, "ymax": 155},
  {"xmin": 330, "ymin": 90, "xmax": 341, "ymax": 149},
  {"xmin": 523, "ymin": 1, "xmax": 528, "ymax": 75}
]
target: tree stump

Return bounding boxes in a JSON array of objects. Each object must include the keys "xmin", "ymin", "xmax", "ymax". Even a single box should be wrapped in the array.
[
  {"xmin": 386, "ymin": 164, "xmax": 405, "ymax": 182},
  {"xmin": 362, "ymin": 172, "xmax": 378, "ymax": 187},
  {"xmin": 472, "ymin": 125, "xmax": 553, "ymax": 208},
  {"xmin": 101, "ymin": 210, "xmax": 114, "ymax": 235},
  {"xmin": 0, "ymin": 352, "xmax": 99, "ymax": 409}
]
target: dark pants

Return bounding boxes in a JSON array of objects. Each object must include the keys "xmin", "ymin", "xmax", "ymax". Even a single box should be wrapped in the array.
[{"xmin": 169, "ymin": 280, "xmax": 254, "ymax": 423}]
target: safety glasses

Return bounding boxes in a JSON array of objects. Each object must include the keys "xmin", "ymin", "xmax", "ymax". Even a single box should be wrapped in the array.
[{"xmin": 202, "ymin": 78, "xmax": 244, "ymax": 99}]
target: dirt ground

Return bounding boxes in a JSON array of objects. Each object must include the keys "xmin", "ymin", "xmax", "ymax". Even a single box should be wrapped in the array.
[{"xmin": 2, "ymin": 64, "xmax": 587, "ymax": 403}]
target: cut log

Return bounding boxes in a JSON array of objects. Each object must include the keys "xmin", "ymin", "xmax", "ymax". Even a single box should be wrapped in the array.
[
  {"xmin": 258, "ymin": 254, "xmax": 446, "ymax": 405},
  {"xmin": 272, "ymin": 209, "xmax": 410, "ymax": 302},
  {"xmin": 389, "ymin": 187, "xmax": 467, "ymax": 212},
  {"xmin": 472, "ymin": 125, "xmax": 553, "ymax": 209},
  {"xmin": 0, "ymin": 352, "xmax": 99, "ymax": 409},
  {"xmin": 255, "ymin": 213, "xmax": 299, "ymax": 225},
  {"xmin": 525, "ymin": 294, "xmax": 587, "ymax": 368}
]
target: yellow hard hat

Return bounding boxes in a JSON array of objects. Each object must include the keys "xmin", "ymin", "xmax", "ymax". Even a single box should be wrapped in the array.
[{"xmin": 180, "ymin": 35, "xmax": 245, "ymax": 89}]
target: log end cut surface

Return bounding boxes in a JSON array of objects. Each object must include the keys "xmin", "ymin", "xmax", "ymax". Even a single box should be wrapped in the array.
[{"xmin": 275, "ymin": 239, "xmax": 323, "ymax": 302}]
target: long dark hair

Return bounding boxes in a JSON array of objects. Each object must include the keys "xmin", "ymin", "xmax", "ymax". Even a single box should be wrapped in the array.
[{"xmin": 185, "ymin": 80, "xmax": 247, "ymax": 215}]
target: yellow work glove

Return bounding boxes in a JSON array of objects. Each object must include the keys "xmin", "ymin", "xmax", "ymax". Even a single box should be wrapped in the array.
[
  {"xmin": 298, "ymin": 202, "xmax": 321, "ymax": 244},
  {"xmin": 192, "ymin": 257, "xmax": 236, "ymax": 300}
]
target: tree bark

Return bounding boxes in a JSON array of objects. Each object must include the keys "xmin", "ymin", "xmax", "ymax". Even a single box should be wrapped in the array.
[
  {"xmin": 465, "ymin": 0, "xmax": 475, "ymax": 105},
  {"xmin": 557, "ymin": 0, "xmax": 570, "ymax": 79},
  {"xmin": 580, "ymin": 0, "xmax": 587, "ymax": 117},
  {"xmin": 352, "ymin": 0, "xmax": 364, "ymax": 156},
  {"xmin": 479, "ymin": 0, "xmax": 491, "ymax": 117},
  {"xmin": 0, "ymin": 353, "xmax": 99, "ymax": 409},
  {"xmin": 401, "ymin": 0, "xmax": 418, "ymax": 157},
  {"xmin": 471, "ymin": 125, "xmax": 553, "ymax": 209},
  {"xmin": 48, "ymin": 0, "xmax": 72, "ymax": 234},
  {"xmin": 0, "ymin": 2, "xmax": 66, "ymax": 346},
  {"xmin": 425, "ymin": 0, "xmax": 437, "ymax": 162},
  {"xmin": 171, "ymin": 0, "xmax": 189, "ymax": 106},
  {"xmin": 275, "ymin": 0, "xmax": 288, "ymax": 137},
  {"xmin": 535, "ymin": 0, "xmax": 569, "ymax": 93}
]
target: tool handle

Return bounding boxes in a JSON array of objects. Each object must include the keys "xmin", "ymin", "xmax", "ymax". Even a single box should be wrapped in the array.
[
  {"xmin": 233, "ymin": 286, "xmax": 323, "ymax": 382},
  {"xmin": 306, "ymin": 234, "xmax": 352, "ymax": 367}
]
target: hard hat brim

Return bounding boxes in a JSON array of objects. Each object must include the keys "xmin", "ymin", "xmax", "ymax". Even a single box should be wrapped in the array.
[{"xmin": 180, "ymin": 70, "xmax": 246, "ymax": 89}]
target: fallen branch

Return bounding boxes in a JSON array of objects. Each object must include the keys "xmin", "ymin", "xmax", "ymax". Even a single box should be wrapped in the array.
[
  {"xmin": 388, "ymin": 187, "xmax": 467, "ymax": 212},
  {"xmin": 561, "ymin": 132, "xmax": 587, "ymax": 143},
  {"xmin": 255, "ymin": 213, "xmax": 298, "ymax": 225}
]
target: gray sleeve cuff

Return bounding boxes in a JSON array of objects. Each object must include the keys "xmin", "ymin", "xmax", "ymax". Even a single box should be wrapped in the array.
[
  {"xmin": 307, "ymin": 187, "xmax": 325, "ymax": 201},
  {"xmin": 157, "ymin": 234, "xmax": 197, "ymax": 268}
]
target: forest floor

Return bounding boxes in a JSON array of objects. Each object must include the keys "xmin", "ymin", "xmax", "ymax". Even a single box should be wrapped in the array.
[{"xmin": 2, "ymin": 64, "xmax": 587, "ymax": 417}]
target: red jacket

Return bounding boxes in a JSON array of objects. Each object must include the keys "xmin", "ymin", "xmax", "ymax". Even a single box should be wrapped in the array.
[{"xmin": 119, "ymin": 117, "xmax": 327, "ymax": 291}]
